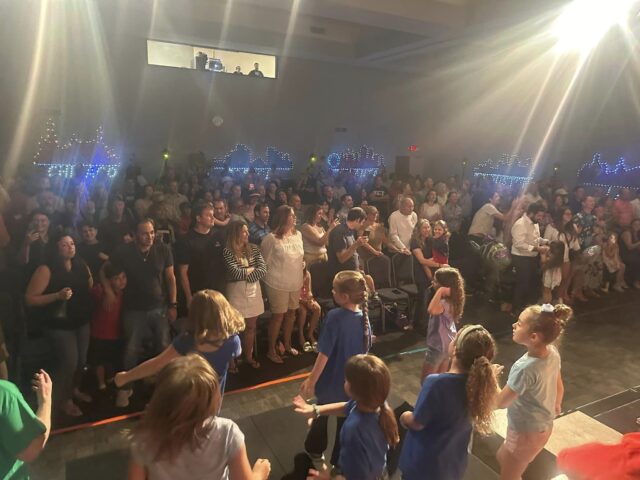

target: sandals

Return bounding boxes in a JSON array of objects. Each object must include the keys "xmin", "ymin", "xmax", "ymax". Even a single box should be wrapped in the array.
[
  {"xmin": 267, "ymin": 353, "xmax": 284, "ymax": 364},
  {"xmin": 245, "ymin": 358, "xmax": 261, "ymax": 369},
  {"xmin": 284, "ymin": 347, "xmax": 299, "ymax": 357}
]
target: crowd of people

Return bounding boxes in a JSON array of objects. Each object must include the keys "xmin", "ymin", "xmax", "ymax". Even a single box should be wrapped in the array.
[{"xmin": 0, "ymin": 157, "xmax": 639, "ymax": 479}]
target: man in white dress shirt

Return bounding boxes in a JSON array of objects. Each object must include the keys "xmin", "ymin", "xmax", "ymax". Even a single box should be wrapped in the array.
[
  {"xmin": 388, "ymin": 197, "xmax": 417, "ymax": 255},
  {"xmin": 511, "ymin": 202, "xmax": 549, "ymax": 312}
]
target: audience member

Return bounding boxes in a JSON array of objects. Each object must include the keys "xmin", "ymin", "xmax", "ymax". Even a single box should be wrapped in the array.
[
  {"xmin": 442, "ymin": 191, "xmax": 463, "ymax": 234},
  {"xmin": 468, "ymin": 192, "xmax": 504, "ymax": 239},
  {"xmin": 388, "ymin": 197, "xmax": 417, "ymax": 254},
  {"xmin": 106, "ymin": 219, "xmax": 177, "ymax": 407},
  {"xmin": 620, "ymin": 218, "xmax": 640, "ymax": 288},
  {"xmin": 510, "ymin": 203, "xmax": 549, "ymax": 312},
  {"xmin": 300, "ymin": 205, "xmax": 338, "ymax": 266},
  {"xmin": 261, "ymin": 205, "xmax": 305, "ymax": 363},
  {"xmin": 25, "ymin": 235, "xmax": 93, "ymax": 416},
  {"xmin": 77, "ymin": 222, "xmax": 108, "ymax": 279},
  {"xmin": 296, "ymin": 263, "xmax": 321, "ymax": 352},
  {"xmin": 98, "ymin": 196, "xmax": 133, "ymax": 254},
  {"xmin": 327, "ymin": 207, "xmax": 368, "ymax": 278},
  {"xmin": 248, "ymin": 202, "xmax": 270, "ymax": 245},
  {"xmin": 223, "ymin": 221, "xmax": 267, "ymax": 369},
  {"xmin": 175, "ymin": 201, "xmax": 226, "ymax": 306}
]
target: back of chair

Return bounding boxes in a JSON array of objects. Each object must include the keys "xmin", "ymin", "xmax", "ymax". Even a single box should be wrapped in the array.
[
  {"xmin": 308, "ymin": 261, "xmax": 333, "ymax": 299},
  {"xmin": 366, "ymin": 255, "xmax": 393, "ymax": 289},
  {"xmin": 392, "ymin": 253, "xmax": 415, "ymax": 286}
]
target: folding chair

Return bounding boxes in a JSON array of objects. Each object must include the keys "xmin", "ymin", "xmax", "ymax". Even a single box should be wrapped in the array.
[
  {"xmin": 366, "ymin": 255, "xmax": 410, "ymax": 332},
  {"xmin": 308, "ymin": 261, "xmax": 336, "ymax": 312},
  {"xmin": 391, "ymin": 253, "xmax": 419, "ymax": 316}
]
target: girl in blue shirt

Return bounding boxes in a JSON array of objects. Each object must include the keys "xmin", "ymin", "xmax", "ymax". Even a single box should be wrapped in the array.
[
  {"xmin": 114, "ymin": 290, "xmax": 244, "ymax": 402},
  {"xmin": 495, "ymin": 303, "xmax": 572, "ymax": 480},
  {"xmin": 294, "ymin": 354, "xmax": 399, "ymax": 479},
  {"xmin": 299, "ymin": 270, "xmax": 372, "ymax": 471},
  {"xmin": 400, "ymin": 324, "xmax": 500, "ymax": 480}
]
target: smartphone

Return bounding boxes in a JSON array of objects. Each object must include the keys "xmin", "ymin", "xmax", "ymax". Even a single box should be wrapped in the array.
[{"xmin": 363, "ymin": 230, "xmax": 370, "ymax": 238}]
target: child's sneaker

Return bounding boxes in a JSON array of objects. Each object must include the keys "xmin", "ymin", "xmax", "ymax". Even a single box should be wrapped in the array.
[{"xmin": 115, "ymin": 389, "xmax": 133, "ymax": 408}]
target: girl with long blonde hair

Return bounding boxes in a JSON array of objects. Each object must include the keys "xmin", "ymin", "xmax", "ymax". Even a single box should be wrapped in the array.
[
  {"xmin": 298, "ymin": 270, "xmax": 372, "ymax": 471},
  {"xmin": 114, "ymin": 290, "xmax": 244, "ymax": 399},
  {"xmin": 294, "ymin": 354, "xmax": 398, "ymax": 479},
  {"xmin": 400, "ymin": 325, "xmax": 500, "ymax": 480},
  {"xmin": 128, "ymin": 354, "xmax": 270, "ymax": 480}
]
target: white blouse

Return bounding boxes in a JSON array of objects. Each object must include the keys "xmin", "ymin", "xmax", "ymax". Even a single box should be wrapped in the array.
[{"xmin": 261, "ymin": 231, "xmax": 304, "ymax": 291}]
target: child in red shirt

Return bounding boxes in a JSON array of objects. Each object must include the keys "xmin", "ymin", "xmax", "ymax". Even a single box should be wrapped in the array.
[{"xmin": 88, "ymin": 262, "xmax": 127, "ymax": 390}]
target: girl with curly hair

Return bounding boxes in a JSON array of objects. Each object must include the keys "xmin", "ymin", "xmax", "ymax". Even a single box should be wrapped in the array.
[{"xmin": 400, "ymin": 324, "xmax": 500, "ymax": 480}]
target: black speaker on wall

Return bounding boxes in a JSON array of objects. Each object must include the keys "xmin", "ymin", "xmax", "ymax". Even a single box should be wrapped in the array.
[{"xmin": 395, "ymin": 156, "xmax": 410, "ymax": 179}]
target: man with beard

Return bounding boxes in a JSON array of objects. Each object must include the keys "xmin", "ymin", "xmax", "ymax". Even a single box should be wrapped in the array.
[
  {"xmin": 105, "ymin": 218, "xmax": 176, "ymax": 407},
  {"xmin": 510, "ymin": 203, "xmax": 549, "ymax": 312}
]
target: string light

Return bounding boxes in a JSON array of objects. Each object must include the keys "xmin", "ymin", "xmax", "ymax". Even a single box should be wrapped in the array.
[
  {"xmin": 327, "ymin": 145, "xmax": 385, "ymax": 176},
  {"xmin": 577, "ymin": 152, "xmax": 640, "ymax": 190},
  {"xmin": 211, "ymin": 144, "xmax": 293, "ymax": 175},
  {"xmin": 32, "ymin": 119, "xmax": 121, "ymax": 179},
  {"xmin": 473, "ymin": 153, "xmax": 533, "ymax": 185}
]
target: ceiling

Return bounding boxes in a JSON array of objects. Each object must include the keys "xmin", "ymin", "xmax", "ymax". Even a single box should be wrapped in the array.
[{"xmin": 101, "ymin": 0, "xmax": 565, "ymax": 73}]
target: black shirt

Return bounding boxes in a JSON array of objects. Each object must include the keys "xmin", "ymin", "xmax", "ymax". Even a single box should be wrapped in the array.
[
  {"xmin": 327, "ymin": 223, "xmax": 359, "ymax": 276},
  {"xmin": 98, "ymin": 216, "xmax": 133, "ymax": 254},
  {"xmin": 43, "ymin": 258, "xmax": 92, "ymax": 330},
  {"xmin": 111, "ymin": 242, "xmax": 173, "ymax": 311},
  {"xmin": 410, "ymin": 237, "xmax": 433, "ymax": 286},
  {"xmin": 175, "ymin": 229, "xmax": 226, "ymax": 293},
  {"xmin": 77, "ymin": 242, "xmax": 106, "ymax": 279}
]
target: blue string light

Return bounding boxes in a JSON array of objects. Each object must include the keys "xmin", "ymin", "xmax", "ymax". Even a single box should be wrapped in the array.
[
  {"xmin": 577, "ymin": 152, "xmax": 640, "ymax": 189},
  {"xmin": 211, "ymin": 144, "xmax": 293, "ymax": 175}
]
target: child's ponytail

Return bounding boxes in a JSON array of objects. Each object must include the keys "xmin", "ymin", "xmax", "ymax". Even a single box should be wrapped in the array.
[
  {"xmin": 333, "ymin": 271, "xmax": 371, "ymax": 351},
  {"xmin": 344, "ymin": 355, "xmax": 399, "ymax": 447},
  {"xmin": 379, "ymin": 402, "xmax": 400, "ymax": 447},
  {"xmin": 522, "ymin": 303, "xmax": 573, "ymax": 345},
  {"xmin": 466, "ymin": 355, "xmax": 498, "ymax": 435},
  {"xmin": 454, "ymin": 325, "xmax": 498, "ymax": 436}
]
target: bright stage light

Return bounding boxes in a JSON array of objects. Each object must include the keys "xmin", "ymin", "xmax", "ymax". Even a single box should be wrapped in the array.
[{"xmin": 553, "ymin": 0, "xmax": 636, "ymax": 53}]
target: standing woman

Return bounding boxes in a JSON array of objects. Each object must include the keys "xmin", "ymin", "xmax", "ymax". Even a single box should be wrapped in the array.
[
  {"xmin": 419, "ymin": 190, "xmax": 442, "ymax": 224},
  {"xmin": 410, "ymin": 220, "xmax": 443, "ymax": 328},
  {"xmin": 224, "ymin": 221, "xmax": 267, "ymax": 369},
  {"xmin": 25, "ymin": 234, "xmax": 93, "ymax": 417},
  {"xmin": 300, "ymin": 205, "xmax": 339, "ymax": 267},
  {"xmin": 261, "ymin": 206, "xmax": 305, "ymax": 363}
]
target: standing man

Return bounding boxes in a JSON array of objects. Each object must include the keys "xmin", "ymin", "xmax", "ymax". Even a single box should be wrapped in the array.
[
  {"xmin": 175, "ymin": 201, "xmax": 226, "ymax": 308},
  {"xmin": 327, "ymin": 207, "xmax": 368, "ymax": 277},
  {"xmin": 388, "ymin": 197, "xmax": 417, "ymax": 255},
  {"xmin": 336, "ymin": 194, "xmax": 354, "ymax": 223},
  {"xmin": 468, "ymin": 192, "xmax": 504, "ymax": 239},
  {"xmin": 613, "ymin": 187, "xmax": 634, "ymax": 228},
  {"xmin": 98, "ymin": 195, "xmax": 133, "ymax": 254},
  {"xmin": 510, "ymin": 203, "xmax": 549, "ymax": 312},
  {"xmin": 248, "ymin": 62, "xmax": 264, "ymax": 77},
  {"xmin": 105, "ymin": 218, "xmax": 176, "ymax": 407},
  {"xmin": 249, "ymin": 203, "xmax": 270, "ymax": 245}
]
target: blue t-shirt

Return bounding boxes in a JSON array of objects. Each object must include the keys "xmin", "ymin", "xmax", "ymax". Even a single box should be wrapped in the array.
[
  {"xmin": 399, "ymin": 373, "xmax": 471, "ymax": 480},
  {"xmin": 315, "ymin": 308, "xmax": 371, "ymax": 404},
  {"xmin": 171, "ymin": 333, "xmax": 241, "ymax": 395},
  {"xmin": 339, "ymin": 400, "xmax": 388, "ymax": 480},
  {"xmin": 506, "ymin": 345, "xmax": 561, "ymax": 433}
]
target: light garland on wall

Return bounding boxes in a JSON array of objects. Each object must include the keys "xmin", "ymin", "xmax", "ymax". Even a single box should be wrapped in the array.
[
  {"xmin": 576, "ymin": 153, "xmax": 640, "ymax": 190},
  {"xmin": 33, "ymin": 119, "xmax": 121, "ymax": 180},
  {"xmin": 327, "ymin": 145, "xmax": 384, "ymax": 178},
  {"xmin": 211, "ymin": 144, "xmax": 293, "ymax": 175},
  {"xmin": 473, "ymin": 153, "xmax": 533, "ymax": 186}
]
